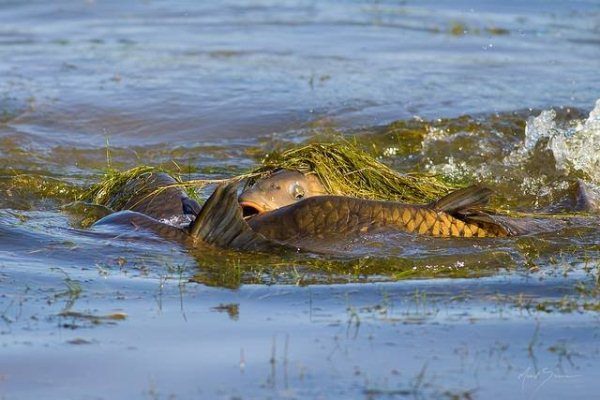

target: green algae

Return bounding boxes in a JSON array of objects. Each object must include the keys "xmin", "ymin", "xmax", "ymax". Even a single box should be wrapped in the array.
[
  {"xmin": 82, "ymin": 166, "xmax": 159, "ymax": 209},
  {"xmin": 187, "ymin": 249, "xmax": 514, "ymax": 289},
  {"xmin": 247, "ymin": 141, "xmax": 457, "ymax": 204},
  {"xmin": 2, "ymin": 174, "xmax": 84, "ymax": 209}
]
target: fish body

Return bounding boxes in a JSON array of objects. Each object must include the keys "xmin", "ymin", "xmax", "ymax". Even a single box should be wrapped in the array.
[
  {"xmin": 185, "ymin": 183, "xmax": 569, "ymax": 253},
  {"xmin": 247, "ymin": 196, "xmax": 506, "ymax": 240},
  {"xmin": 574, "ymin": 179, "xmax": 600, "ymax": 213},
  {"xmin": 93, "ymin": 180, "xmax": 571, "ymax": 253},
  {"xmin": 94, "ymin": 182, "xmax": 281, "ymax": 251},
  {"xmin": 246, "ymin": 186, "xmax": 564, "ymax": 243},
  {"xmin": 93, "ymin": 210, "xmax": 194, "ymax": 244}
]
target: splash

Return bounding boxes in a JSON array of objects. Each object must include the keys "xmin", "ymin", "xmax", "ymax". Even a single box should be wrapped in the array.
[{"xmin": 524, "ymin": 99, "xmax": 600, "ymax": 184}]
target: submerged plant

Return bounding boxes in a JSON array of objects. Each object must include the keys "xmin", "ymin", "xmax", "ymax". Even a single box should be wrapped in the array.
[{"xmin": 4, "ymin": 174, "xmax": 84, "ymax": 202}]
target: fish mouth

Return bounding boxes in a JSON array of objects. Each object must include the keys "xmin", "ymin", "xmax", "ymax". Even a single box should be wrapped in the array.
[{"xmin": 239, "ymin": 201, "xmax": 264, "ymax": 219}]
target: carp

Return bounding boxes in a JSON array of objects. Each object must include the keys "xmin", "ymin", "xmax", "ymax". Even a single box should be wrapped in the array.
[{"xmin": 91, "ymin": 170, "xmax": 598, "ymax": 253}]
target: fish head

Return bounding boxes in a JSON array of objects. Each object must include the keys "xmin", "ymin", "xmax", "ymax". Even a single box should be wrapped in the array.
[{"xmin": 239, "ymin": 169, "xmax": 327, "ymax": 217}]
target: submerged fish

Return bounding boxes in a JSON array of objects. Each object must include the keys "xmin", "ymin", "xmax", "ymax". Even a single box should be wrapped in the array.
[
  {"xmin": 92, "ymin": 171, "xmax": 200, "ymax": 222},
  {"xmin": 94, "ymin": 182, "xmax": 278, "ymax": 251},
  {"xmin": 573, "ymin": 179, "xmax": 600, "ymax": 213}
]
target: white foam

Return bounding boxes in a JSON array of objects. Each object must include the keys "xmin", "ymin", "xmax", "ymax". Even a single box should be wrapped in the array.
[
  {"xmin": 524, "ymin": 109, "xmax": 558, "ymax": 151},
  {"xmin": 519, "ymin": 99, "xmax": 600, "ymax": 184}
]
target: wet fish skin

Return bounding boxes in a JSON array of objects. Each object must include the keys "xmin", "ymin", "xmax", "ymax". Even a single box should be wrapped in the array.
[
  {"xmin": 93, "ymin": 182, "xmax": 570, "ymax": 254},
  {"xmin": 574, "ymin": 179, "xmax": 599, "ymax": 213},
  {"xmin": 93, "ymin": 210, "xmax": 194, "ymax": 243},
  {"xmin": 93, "ymin": 183, "xmax": 281, "ymax": 251},
  {"xmin": 247, "ymin": 195, "xmax": 509, "ymax": 241},
  {"xmin": 106, "ymin": 172, "xmax": 200, "ymax": 220},
  {"xmin": 239, "ymin": 170, "xmax": 327, "ymax": 216},
  {"xmin": 188, "ymin": 183, "xmax": 286, "ymax": 251}
]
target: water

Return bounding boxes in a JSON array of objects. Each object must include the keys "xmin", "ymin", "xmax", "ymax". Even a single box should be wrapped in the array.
[{"xmin": 1, "ymin": 1, "xmax": 600, "ymax": 399}]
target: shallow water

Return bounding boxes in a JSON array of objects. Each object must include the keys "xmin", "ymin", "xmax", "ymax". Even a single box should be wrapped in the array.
[{"xmin": 1, "ymin": 1, "xmax": 600, "ymax": 399}]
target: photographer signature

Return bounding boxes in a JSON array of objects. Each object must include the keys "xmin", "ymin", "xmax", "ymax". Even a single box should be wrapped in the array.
[{"xmin": 518, "ymin": 367, "xmax": 580, "ymax": 397}]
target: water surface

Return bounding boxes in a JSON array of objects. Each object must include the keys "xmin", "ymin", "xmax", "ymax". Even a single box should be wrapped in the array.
[{"xmin": 1, "ymin": 1, "xmax": 600, "ymax": 399}]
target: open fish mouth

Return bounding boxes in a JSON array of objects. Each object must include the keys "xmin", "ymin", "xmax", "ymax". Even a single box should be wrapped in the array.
[{"xmin": 239, "ymin": 201, "xmax": 264, "ymax": 219}]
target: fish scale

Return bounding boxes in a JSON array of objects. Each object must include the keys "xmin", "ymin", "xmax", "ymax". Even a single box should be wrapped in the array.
[
  {"xmin": 380, "ymin": 204, "xmax": 505, "ymax": 238},
  {"xmin": 249, "ymin": 195, "xmax": 511, "ymax": 241}
]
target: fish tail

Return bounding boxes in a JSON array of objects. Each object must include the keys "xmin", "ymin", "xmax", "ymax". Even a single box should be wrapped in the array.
[
  {"xmin": 188, "ymin": 183, "xmax": 276, "ymax": 250},
  {"xmin": 428, "ymin": 185, "xmax": 513, "ymax": 237}
]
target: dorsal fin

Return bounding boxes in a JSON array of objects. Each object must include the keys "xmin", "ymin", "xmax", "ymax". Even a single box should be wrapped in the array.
[
  {"xmin": 431, "ymin": 185, "xmax": 493, "ymax": 213},
  {"xmin": 188, "ymin": 183, "xmax": 283, "ymax": 250}
]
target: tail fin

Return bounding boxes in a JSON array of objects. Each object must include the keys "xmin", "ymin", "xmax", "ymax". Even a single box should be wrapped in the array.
[
  {"xmin": 188, "ymin": 183, "xmax": 279, "ymax": 250},
  {"xmin": 431, "ymin": 185, "xmax": 493, "ymax": 213},
  {"xmin": 431, "ymin": 185, "xmax": 518, "ymax": 236}
]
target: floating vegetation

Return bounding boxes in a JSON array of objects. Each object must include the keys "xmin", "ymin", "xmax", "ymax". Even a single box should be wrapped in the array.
[
  {"xmin": 58, "ymin": 310, "xmax": 128, "ymax": 327},
  {"xmin": 2, "ymin": 174, "xmax": 84, "ymax": 208},
  {"xmin": 449, "ymin": 21, "xmax": 510, "ymax": 36},
  {"xmin": 187, "ymin": 248, "xmax": 512, "ymax": 289},
  {"xmin": 246, "ymin": 141, "xmax": 457, "ymax": 204},
  {"xmin": 82, "ymin": 166, "xmax": 160, "ymax": 208},
  {"xmin": 82, "ymin": 165, "xmax": 247, "ymax": 210},
  {"xmin": 82, "ymin": 141, "xmax": 457, "ymax": 213}
]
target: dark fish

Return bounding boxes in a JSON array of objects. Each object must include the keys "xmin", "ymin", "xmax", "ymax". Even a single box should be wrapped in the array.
[
  {"xmin": 101, "ymin": 171, "xmax": 200, "ymax": 220},
  {"xmin": 573, "ymin": 179, "xmax": 599, "ymax": 213},
  {"xmin": 95, "ymin": 183, "xmax": 280, "ymax": 251}
]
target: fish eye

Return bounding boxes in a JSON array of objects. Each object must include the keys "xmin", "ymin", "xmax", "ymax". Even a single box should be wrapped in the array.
[{"xmin": 290, "ymin": 183, "xmax": 305, "ymax": 200}]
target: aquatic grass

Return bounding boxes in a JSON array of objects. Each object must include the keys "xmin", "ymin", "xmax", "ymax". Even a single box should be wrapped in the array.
[
  {"xmin": 4, "ymin": 174, "xmax": 84, "ymax": 202},
  {"xmin": 187, "ymin": 249, "xmax": 507, "ymax": 289},
  {"xmin": 83, "ymin": 165, "xmax": 255, "ymax": 209},
  {"xmin": 246, "ymin": 141, "xmax": 457, "ymax": 203},
  {"xmin": 83, "ymin": 140, "xmax": 457, "ymax": 211},
  {"xmin": 83, "ymin": 165, "xmax": 219, "ymax": 209},
  {"xmin": 82, "ymin": 166, "xmax": 158, "ymax": 208}
]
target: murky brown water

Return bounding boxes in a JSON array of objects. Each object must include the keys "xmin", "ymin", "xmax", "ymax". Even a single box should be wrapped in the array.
[{"xmin": 1, "ymin": 1, "xmax": 600, "ymax": 399}]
